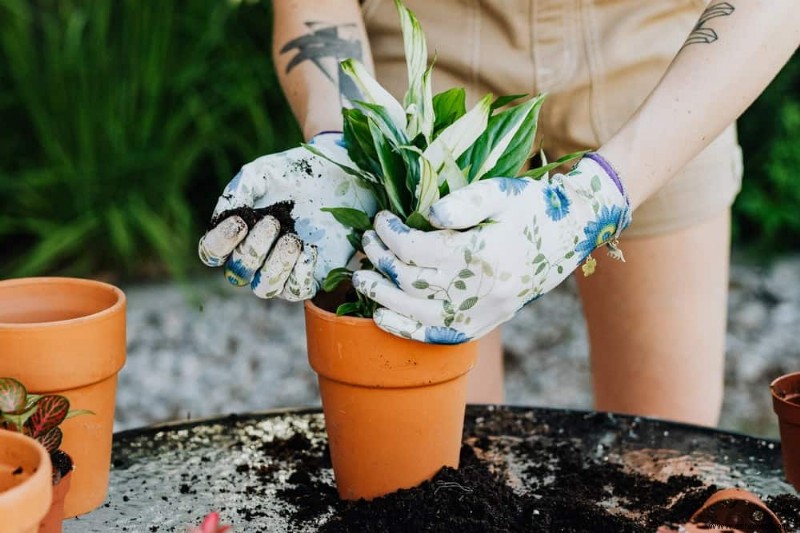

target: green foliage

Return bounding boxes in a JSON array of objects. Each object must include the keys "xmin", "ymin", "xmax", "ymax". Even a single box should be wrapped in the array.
[
  {"xmin": 0, "ymin": 377, "xmax": 92, "ymax": 454},
  {"xmin": 0, "ymin": 0, "xmax": 299, "ymax": 279},
  {"xmin": 311, "ymin": 2, "xmax": 559, "ymax": 317},
  {"xmin": 734, "ymin": 54, "xmax": 800, "ymax": 255}
]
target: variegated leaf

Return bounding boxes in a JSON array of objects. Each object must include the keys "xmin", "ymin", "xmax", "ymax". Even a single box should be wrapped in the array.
[
  {"xmin": 28, "ymin": 395, "xmax": 70, "ymax": 438},
  {"xmin": 340, "ymin": 59, "xmax": 407, "ymax": 131},
  {"xmin": 0, "ymin": 377, "xmax": 26, "ymax": 413},
  {"xmin": 423, "ymin": 93, "xmax": 492, "ymax": 171},
  {"xmin": 37, "ymin": 427, "xmax": 63, "ymax": 454},
  {"xmin": 414, "ymin": 154, "xmax": 439, "ymax": 216},
  {"xmin": 397, "ymin": 0, "xmax": 433, "ymax": 140}
]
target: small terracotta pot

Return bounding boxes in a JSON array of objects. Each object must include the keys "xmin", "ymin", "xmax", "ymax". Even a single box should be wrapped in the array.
[
  {"xmin": 0, "ymin": 277, "xmax": 126, "ymax": 517},
  {"xmin": 304, "ymin": 300, "xmax": 478, "ymax": 501},
  {"xmin": 771, "ymin": 371, "xmax": 800, "ymax": 491},
  {"xmin": 38, "ymin": 453, "xmax": 73, "ymax": 533},
  {"xmin": 0, "ymin": 430, "xmax": 53, "ymax": 533},
  {"xmin": 690, "ymin": 488, "xmax": 784, "ymax": 532}
]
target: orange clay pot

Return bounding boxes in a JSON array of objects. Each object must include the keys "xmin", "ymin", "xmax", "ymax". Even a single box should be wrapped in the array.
[
  {"xmin": 38, "ymin": 456, "xmax": 73, "ymax": 533},
  {"xmin": 690, "ymin": 487, "xmax": 784, "ymax": 532},
  {"xmin": 0, "ymin": 277, "xmax": 126, "ymax": 517},
  {"xmin": 771, "ymin": 371, "xmax": 800, "ymax": 491},
  {"xmin": 0, "ymin": 430, "xmax": 52, "ymax": 533},
  {"xmin": 304, "ymin": 300, "xmax": 478, "ymax": 501}
]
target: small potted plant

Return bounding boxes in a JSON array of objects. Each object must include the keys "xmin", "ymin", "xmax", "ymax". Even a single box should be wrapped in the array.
[
  {"xmin": 771, "ymin": 370, "xmax": 800, "ymax": 491},
  {"xmin": 0, "ymin": 276, "xmax": 127, "ymax": 517},
  {"xmin": 0, "ymin": 377, "xmax": 92, "ymax": 533},
  {"xmin": 0, "ymin": 430, "xmax": 52, "ymax": 533},
  {"xmin": 302, "ymin": 0, "xmax": 580, "ymax": 501}
]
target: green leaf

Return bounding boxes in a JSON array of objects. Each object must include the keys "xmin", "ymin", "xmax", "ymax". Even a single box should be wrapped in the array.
[
  {"xmin": 458, "ymin": 269, "xmax": 475, "ymax": 279},
  {"xmin": 533, "ymin": 253, "xmax": 546, "ymax": 263},
  {"xmin": 342, "ymin": 107, "xmax": 381, "ymax": 175},
  {"xmin": 522, "ymin": 150, "xmax": 587, "ymax": 180},
  {"xmin": 347, "ymin": 232, "xmax": 363, "ymax": 252},
  {"xmin": 454, "ymin": 280, "xmax": 466, "ymax": 290},
  {"xmin": 368, "ymin": 118, "xmax": 411, "ymax": 218},
  {"xmin": 336, "ymin": 301, "xmax": 364, "ymax": 317},
  {"xmin": 0, "ymin": 377, "xmax": 27, "ymax": 413},
  {"xmin": 406, "ymin": 211, "xmax": 434, "ymax": 231},
  {"xmin": 432, "ymin": 88, "xmax": 467, "ymax": 137},
  {"xmin": 412, "ymin": 280, "xmax": 430, "ymax": 290},
  {"xmin": 459, "ymin": 94, "xmax": 546, "ymax": 182},
  {"xmin": 322, "ymin": 267, "xmax": 352, "ymax": 293},
  {"xmin": 535, "ymin": 262, "xmax": 547, "ymax": 275},
  {"xmin": 64, "ymin": 409, "xmax": 94, "ymax": 420},
  {"xmin": 321, "ymin": 207, "xmax": 372, "ymax": 231},
  {"xmin": 459, "ymin": 297, "xmax": 478, "ymax": 310},
  {"xmin": 490, "ymin": 93, "xmax": 528, "ymax": 111},
  {"xmin": 424, "ymin": 93, "xmax": 492, "ymax": 171}
]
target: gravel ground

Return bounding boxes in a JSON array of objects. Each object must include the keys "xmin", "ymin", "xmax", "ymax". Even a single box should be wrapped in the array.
[{"xmin": 116, "ymin": 254, "xmax": 800, "ymax": 439}]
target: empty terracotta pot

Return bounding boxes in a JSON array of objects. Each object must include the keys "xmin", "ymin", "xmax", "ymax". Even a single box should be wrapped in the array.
[
  {"xmin": 0, "ymin": 277, "xmax": 126, "ymax": 517},
  {"xmin": 771, "ymin": 370, "xmax": 800, "ymax": 491},
  {"xmin": 305, "ymin": 299, "xmax": 478, "ymax": 500},
  {"xmin": 0, "ymin": 430, "xmax": 53, "ymax": 533},
  {"xmin": 690, "ymin": 487, "xmax": 784, "ymax": 532}
]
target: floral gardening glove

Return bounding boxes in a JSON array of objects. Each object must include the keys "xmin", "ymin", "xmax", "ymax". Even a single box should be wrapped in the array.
[
  {"xmin": 352, "ymin": 153, "xmax": 632, "ymax": 344},
  {"xmin": 198, "ymin": 132, "xmax": 376, "ymax": 301}
]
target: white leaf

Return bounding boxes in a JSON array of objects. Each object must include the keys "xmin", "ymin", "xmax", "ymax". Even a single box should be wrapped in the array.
[
  {"xmin": 396, "ymin": 0, "xmax": 433, "ymax": 140},
  {"xmin": 438, "ymin": 146, "xmax": 469, "ymax": 191},
  {"xmin": 415, "ymin": 154, "xmax": 440, "ymax": 215},
  {"xmin": 340, "ymin": 59, "xmax": 407, "ymax": 131}
]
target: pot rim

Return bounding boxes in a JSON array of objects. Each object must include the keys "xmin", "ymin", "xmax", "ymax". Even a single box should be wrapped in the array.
[
  {"xmin": 0, "ymin": 277, "xmax": 126, "ymax": 329},
  {"xmin": 0, "ymin": 429, "xmax": 53, "ymax": 526},
  {"xmin": 305, "ymin": 298, "xmax": 372, "ymax": 327},
  {"xmin": 770, "ymin": 371, "xmax": 800, "ymax": 405}
]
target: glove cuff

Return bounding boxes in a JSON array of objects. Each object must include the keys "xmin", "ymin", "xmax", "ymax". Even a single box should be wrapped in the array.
[
  {"xmin": 583, "ymin": 152, "xmax": 632, "ymax": 234},
  {"xmin": 583, "ymin": 152, "xmax": 623, "ymax": 195}
]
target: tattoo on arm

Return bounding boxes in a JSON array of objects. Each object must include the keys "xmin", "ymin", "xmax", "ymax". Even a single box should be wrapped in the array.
[
  {"xmin": 682, "ymin": 2, "xmax": 736, "ymax": 49},
  {"xmin": 280, "ymin": 22, "xmax": 364, "ymax": 106}
]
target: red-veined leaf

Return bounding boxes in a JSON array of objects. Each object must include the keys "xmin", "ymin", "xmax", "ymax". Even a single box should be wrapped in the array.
[
  {"xmin": 37, "ymin": 427, "xmax": 63, "ymax": 454},
  {"xmin": 28, "ymin": 395, "xmax": 70, "ymax": 438}
]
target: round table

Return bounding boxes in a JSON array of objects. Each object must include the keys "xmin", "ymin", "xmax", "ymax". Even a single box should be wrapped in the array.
[{"xmin": 63, "ymin": 406, "xmax": 796, "ymax": 532}]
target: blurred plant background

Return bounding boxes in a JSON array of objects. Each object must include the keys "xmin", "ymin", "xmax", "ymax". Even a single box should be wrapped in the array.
[{"xmin": 0, "ymin": 0, "xmax": 796, "ymax": 282}]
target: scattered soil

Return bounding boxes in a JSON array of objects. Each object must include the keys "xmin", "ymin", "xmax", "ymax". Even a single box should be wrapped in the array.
[{"xmin": 236, "ymin": 415, "xmax": 800, "ymax": 533}]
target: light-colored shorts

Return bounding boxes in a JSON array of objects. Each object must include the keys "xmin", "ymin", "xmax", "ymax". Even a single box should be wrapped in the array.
[{"xmin": 361, "ymin": 0, "xmax": 743, "ymax": 237}]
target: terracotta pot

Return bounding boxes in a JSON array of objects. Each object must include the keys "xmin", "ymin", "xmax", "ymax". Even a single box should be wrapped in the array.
[
  {"xmin": 0, "ymin": 430, "xmax": 53, "ymax": 533},
  {"xmin": 304, "ymin": 300, "xmax": 479, "ymax": 501},
  {"xmin": 690, "ymin": 487, "xmax": 784, "ymax": 532},
  {"xmin": 771, "ymin": 370, "xmax": 800, "ymax": 491},
  {"xmin": 38, "ymin": 453, "xmax": 73, "ymax": 533},
  {"xmin": 0, "ymin": 277, "xmax": 126, "ymax": 517}
]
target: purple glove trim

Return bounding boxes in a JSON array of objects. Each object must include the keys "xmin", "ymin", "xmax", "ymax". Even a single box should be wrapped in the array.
[
  {"xmin": 583, "ymin": 152, "xmax": 624, "ymax": 196},
  {"xmin": 314, "ymin": 130, "xmax": 343, "ymax": 137}
]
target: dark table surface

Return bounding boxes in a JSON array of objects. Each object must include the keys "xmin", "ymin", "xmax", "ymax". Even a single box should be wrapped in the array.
[{"xmin": 63, "ymin": 405, "xmax": 796, "ymax": 532}]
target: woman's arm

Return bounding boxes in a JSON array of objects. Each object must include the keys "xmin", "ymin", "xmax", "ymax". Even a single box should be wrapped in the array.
[
  {"xmin": 599, "ymin": 0, "xmax": 800, "ymax": 209},
  {"xmin": 272, "ymin": 0, "xmax": 374, "ymax": 141}
]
